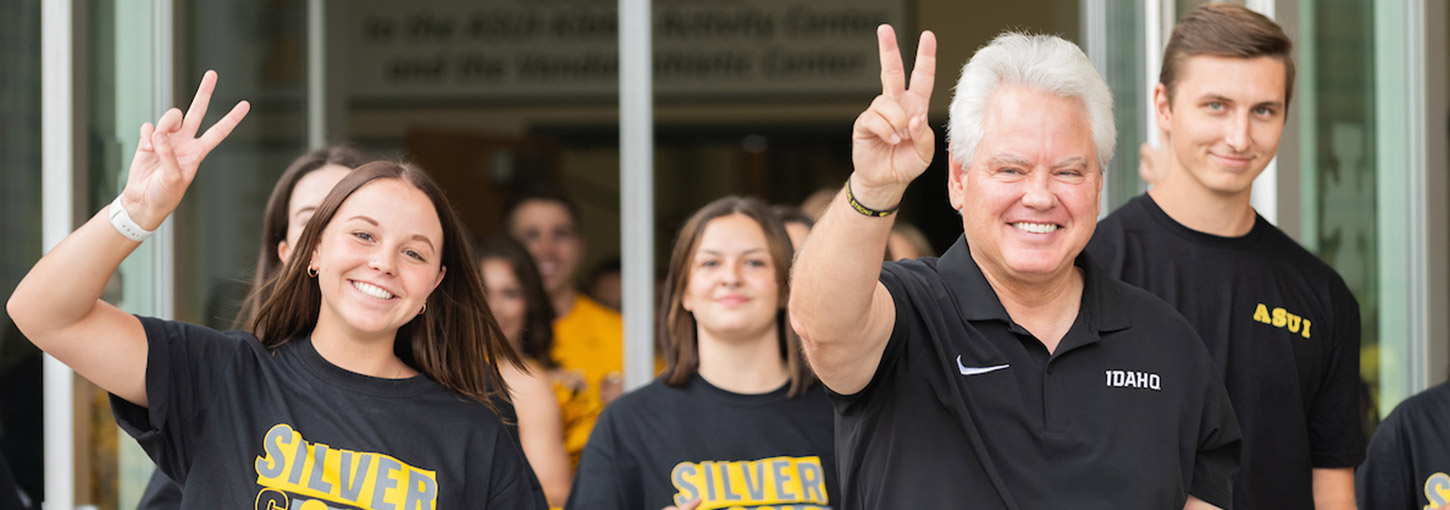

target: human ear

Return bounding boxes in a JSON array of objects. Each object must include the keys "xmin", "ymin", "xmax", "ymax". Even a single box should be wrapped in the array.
[
  {"xmin": 946, "ymin": 149, "xmax": 968, "ymax": 212},
  {"xmin": 1153, "ymin": 83, "xmax": 1173, "ymax": 134}
]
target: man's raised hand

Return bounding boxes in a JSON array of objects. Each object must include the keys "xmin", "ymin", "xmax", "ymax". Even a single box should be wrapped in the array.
[
  {"xmin": 121, "ymin": 70, "xmax": 250, "ymax": 230},
  {"xmin": 850, "ymin": 25, "xmax": 937, "ymax": 202}
]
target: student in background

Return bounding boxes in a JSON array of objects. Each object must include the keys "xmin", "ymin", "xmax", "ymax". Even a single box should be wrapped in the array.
[
  {"xmin": 884, "ymin": 222, "xmax": 934, "ymax": 261},
  {"xmin": 584, "ymin": 258, "xmax": 623, "ymax": 313},
  {"xmin": 476, "ymin": 235, "xmax": 585, "ymax": 507},
  {"xmin": 567, "ymin": 196, "xmax": 836, "ymax": 510},
  {"xmin": 233, "ymin": 145, "xmax": 372, "ymax": 327},
  {"xmin": 506, "ymin": 190, "xmax": 626, "ymax": 462},
  {"xmin": 771, "ymin": 204, "xmax": 814, "ymax": 251}
]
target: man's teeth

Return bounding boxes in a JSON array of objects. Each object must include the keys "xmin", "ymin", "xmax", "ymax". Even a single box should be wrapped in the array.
[
  {"xmin": 353, "ymin": 281, "xmax": 394, "ymax": 299},
  {"xmin": 1013, "ymin": 222, "xmax": 1059, "ymax": 234}
]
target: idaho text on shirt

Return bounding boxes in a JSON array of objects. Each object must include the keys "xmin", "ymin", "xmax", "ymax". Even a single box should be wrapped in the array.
[
  {"xmin": 253, "ymin": 423, "xmax": 437, "ymax": 510},
  {"xmin": 671, "ymin": 455, "xmax": 830, "ymax": 510}
]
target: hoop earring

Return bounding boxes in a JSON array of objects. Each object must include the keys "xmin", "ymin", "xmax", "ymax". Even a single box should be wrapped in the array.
[
  {"xmin": 418, "ymin": 302, "xmax": 427, "ymax": 315},
  {"xmin": 307, "ymin": 266, "xmax": 318, "ymax": 278}
]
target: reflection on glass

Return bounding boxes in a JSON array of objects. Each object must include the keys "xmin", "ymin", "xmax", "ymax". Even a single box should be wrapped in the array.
[{"xmin": 1299, "ymin": 0, "xmax": 1382, "ymax": 426}]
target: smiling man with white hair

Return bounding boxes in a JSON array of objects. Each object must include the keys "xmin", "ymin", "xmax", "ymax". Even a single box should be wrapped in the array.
[{"xmin": 790, "ymin": 26, "xmax": 1241, "ymax": 509}]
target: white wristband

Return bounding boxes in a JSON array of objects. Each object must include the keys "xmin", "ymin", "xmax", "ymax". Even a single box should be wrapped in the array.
[{"xmin": 108, "ymin": 195, "xmax": 155, "ymax": 242}]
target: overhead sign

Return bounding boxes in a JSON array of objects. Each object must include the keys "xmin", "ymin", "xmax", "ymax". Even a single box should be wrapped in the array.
[{"xmin": 333, "ymin": 0, "xmax": 908, "ymax": 101}]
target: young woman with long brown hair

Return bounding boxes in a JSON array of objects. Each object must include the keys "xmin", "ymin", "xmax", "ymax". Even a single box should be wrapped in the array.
[
  {"xmin": 6, "ymin": 72, "xmax": 544, "ymax": 508},
  {"xmin": 565, "ymin": 196, "xmax": 836, "ymax": 510},
  {"xmin": 475, "ymin": 235, "xmax": 579, "ymax": 506},
  {"xmin": 138, "ymin": 143, "xmax": 372, "ymax": 508}
]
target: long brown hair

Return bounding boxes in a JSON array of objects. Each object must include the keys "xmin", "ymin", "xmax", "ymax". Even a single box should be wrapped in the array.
[
  {"xmin": 475, "ymin": 235, "xmax": 558, "ymax": 369},
  {"xmin": 657, "ymin": 196, "xmax": 814, "ymax": 397},
  {"xmin": 251, "ymin": 161, "xmax": 520, "ymax": 409},
  {"xmin": 235, "ymin": 145, "xmax": 370, "ymax": 329}
]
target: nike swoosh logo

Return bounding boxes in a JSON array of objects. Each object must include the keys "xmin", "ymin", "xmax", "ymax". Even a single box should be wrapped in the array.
[{"xmin": 957, "ymin": 355, "xmax": 1010, "ymax": 376}]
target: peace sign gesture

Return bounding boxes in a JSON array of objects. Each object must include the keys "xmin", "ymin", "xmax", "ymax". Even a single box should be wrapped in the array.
[
  {"xmin": 850, "ymin": 25, "xmax": 937, "ymax": 206},
  {"xmin": 119, "ymin": 70, "xmax": 250, "ymax": 230}
]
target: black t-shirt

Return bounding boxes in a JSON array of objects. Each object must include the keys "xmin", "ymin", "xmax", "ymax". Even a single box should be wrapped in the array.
[
  {"xmin": 110, "ymin": 316, "xmax": 546, "ymax": 509},
  {"xmin": 1356, "ymin": 381, "xmax": 1450, "ymax": 509},
  {"xmin": 833, "ymin": 236, "xmax": 1240, "ymax": 509},
  {"xmin": 133, "ymin": 367, "xmax": 522, "ymax": 510},
  {"xmin": 567, "ymin": 375, "xmax": 837, "ymax": 510},
  {"xmin": 137, "ymin": 470, "xmax": 183, "ymax": 509},
  {"xmin": 1088, "ymin": 194, "xmax": 1365, "ymax": 510}
]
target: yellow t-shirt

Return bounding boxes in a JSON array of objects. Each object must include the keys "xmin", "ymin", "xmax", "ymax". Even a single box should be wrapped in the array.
[
  {"xmin": 552, "ymin": 375, "xmax": 603, "ymax": 470},
  {"xmin": 551, "ymin": 295, "xmax": 623, "ymax": 466}
]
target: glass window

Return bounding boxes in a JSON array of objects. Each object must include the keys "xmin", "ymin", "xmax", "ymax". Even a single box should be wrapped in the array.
[
  {"xmin": 1297, "ymin": 0, "xmax": 1387, "ymax": 425},
  {"xmin": 86, "ymin": 2, "xmax": 151, "ymax": 508},
  {"xmin": 174, "ymin": 0, "xmax": 310, "ymax": 329},
  {"xmin": 0, "ymin": 1, "xmax": 44, "ymax": 506}
]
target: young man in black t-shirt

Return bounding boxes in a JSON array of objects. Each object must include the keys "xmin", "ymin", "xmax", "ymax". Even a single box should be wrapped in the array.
[
  {"xmin": 791, "ymin": 25, "xmax": 1239, "ymax": 509},
  {"xmin": 1356, "ymin": 380, "xmax": 1450, "ymax": 509},
  {"xmin": 1086, "ymin": 5, "xmax": 1364, "ymax": 510}
]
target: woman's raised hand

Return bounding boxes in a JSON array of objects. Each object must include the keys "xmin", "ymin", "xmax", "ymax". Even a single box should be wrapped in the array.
[
  {"xmin": 120, "ymin": 70, "xmax": 250, "ymax": 230},
  {"xmin": 850, "ymin": 25, "xmax": 937, "ymax": 199}
]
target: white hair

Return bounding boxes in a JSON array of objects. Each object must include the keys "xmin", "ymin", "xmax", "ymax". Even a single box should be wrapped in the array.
[{"xmin": 947, "ymin": 32, "xmax": 1116, "ymax": 171}]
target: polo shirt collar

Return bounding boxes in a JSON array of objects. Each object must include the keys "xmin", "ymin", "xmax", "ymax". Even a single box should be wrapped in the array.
[{"xmin": 936, "ymin": 235, "xmax": 1131, "ymax": 336}]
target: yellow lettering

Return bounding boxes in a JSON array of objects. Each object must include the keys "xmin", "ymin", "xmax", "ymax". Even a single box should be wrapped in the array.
[{"xmin": 1255, "ymin": 303, "xmax": 1317, "ymax": 339}]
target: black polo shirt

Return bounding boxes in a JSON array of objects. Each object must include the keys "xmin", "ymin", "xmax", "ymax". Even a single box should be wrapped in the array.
[{"xmin": 830, "ymin": 236, "xmax": 1240, "ymax": 509}]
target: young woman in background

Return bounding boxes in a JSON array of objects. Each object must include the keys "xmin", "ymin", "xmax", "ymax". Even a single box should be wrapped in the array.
[
  {"xmin": 566, "ymin": 196, "xmax": 836, "ymax": 510},
  {"xmin": 476, "ymin": 235, "xmax": 578, "ymax": 507}
]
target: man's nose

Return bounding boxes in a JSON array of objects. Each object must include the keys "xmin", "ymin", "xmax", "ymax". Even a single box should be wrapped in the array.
[
  {"xmin": 1021, "ymin": 172, "xmax": 1054, "ymax": 209},
  {"xmin": 1224, "ymin": 112, "xmax": 1251, "ymax": 152}
]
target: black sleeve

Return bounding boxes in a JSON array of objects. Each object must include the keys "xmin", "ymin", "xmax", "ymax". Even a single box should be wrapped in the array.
[
  {"xmin": 0, "ymin": 453, "xmax": 25, "ymax": 510},
  {"xmin": 1354, "ymin": 408, "xmax": 1416, "ymax": 510},
  {"xmin": 108, "ymin": 316, "xmax": 245, "ymax": 483},
  {"xmin": 1309, "ymin": 283, "xmax": 1367, "ymax": 468},
  {"xmin": 826, "ymin": 261, "xmax": 911, "ymax": 409},
  {"xmin": 482, "ymin": 424, "xmax": 549, "ymax": 510},
  {"xmin": 1188, "ymin": 360, "xmax": 1242, "ymax": 509},
  {"xmin": 565, "ymin": 406, "xmax": 637, "ymax": 510},
  {"xmin": 135, "ymin": 469, "xmax": 183, "ymax": 510}
]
